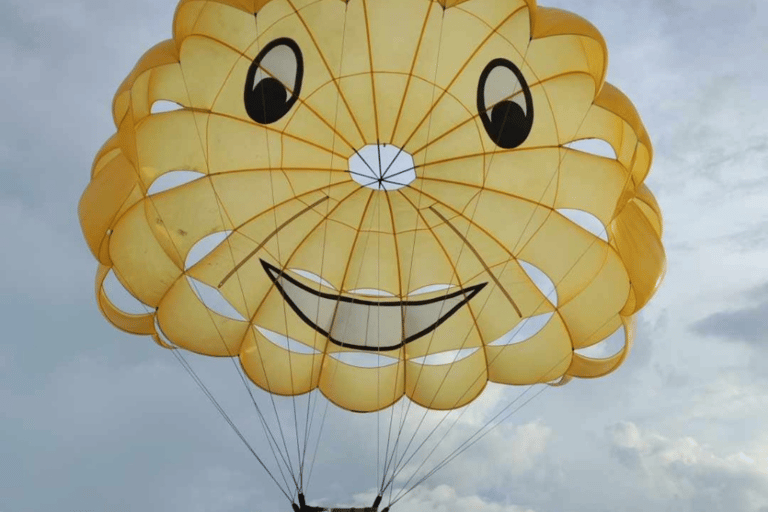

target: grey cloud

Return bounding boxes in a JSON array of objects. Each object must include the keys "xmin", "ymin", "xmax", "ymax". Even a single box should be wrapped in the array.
[{"xmin": 691, "ymin": 293, "xmax": 768, "ymax": 346}]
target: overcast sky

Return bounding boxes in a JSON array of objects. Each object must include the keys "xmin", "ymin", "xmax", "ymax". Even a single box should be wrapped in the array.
[{"xmin": 2, "ymin": 0, "xmax": 768, "ymax": 511}]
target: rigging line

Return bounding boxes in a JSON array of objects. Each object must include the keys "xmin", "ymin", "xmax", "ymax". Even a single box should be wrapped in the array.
[
  {"xmin": 391, "ymin": 382, "xmax": 550, "ymax": 508},
  {"xmin": 386, "ymin": 351, "xmax": 567, "ymax": 503},
  {"xmin": 380, "ymin": 6, "xmax": 447, "ymax": 491},
  {"xmin": 399, "ymin": 302, "xmax": 626, "ymax": 498},
  {"xmin": 218, "ymin": 195, "xmax": 330, "ymax": 288},
  {"xmin": 185, "ymin": 277, "xmax": 300, "ymax": 487},
  {"xmin": 121, "ymin": 85, "xmax": 302, "ymax": 492},
  {"xmin": 387, "ymin": 228, "xmax": 607, "ymax": 496},
  {"xmin": 382, "ymin": 38, "xmax": 537, "ymax": 491},
  {"xmin": 251, "ymin": 12, "xmax": 303, "ymax": 495},
  {"xmin": 109, "ymin": 261, "xmax": 297, "ymax": 494},
  {"xmin": 374, "ymin": 0, "xmax": 438, "ymax": 489},
  {"xmin": 301, "ymin": 2, "xmax": 350, "ymax": 492},
  {"xmin": 170, "ymin": 346, "xmax": 294, "ymax": 501},
  {"xmin": 429, "ymin": 206, "xmax": 522, "ymax": 316},
  {"xmin": 163, "ymin": 9, "xmax": 298, "ymax": 485}
]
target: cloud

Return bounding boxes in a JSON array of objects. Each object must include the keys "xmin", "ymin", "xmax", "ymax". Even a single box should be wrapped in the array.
[
  {"xmin": 609, "ymin": 422, "xmax": 768, "ymax": 512},
  {"xmin": 691, "ymin": 284, "xmax": 768, "ymax": 347},
  {"xmin": 380, "ymin": 485, "xmax": 537, "ymax": 512}
]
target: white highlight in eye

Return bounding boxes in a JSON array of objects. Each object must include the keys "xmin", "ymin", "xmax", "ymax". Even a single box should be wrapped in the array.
[
  {"xmin": 329, "ymin": 351, "xmax": 399, "ymax": 368},
  {"xmin": 103, "ymin": 270, "xmax": 151, "ymax": 314},
  {"xmin": 289, "ymin": 269, "xmax": 336, "ymax": 290},
  {"xmin": 347, "ymin": 288, "xmax": 396, "ymax": 297},
  {"xmin": 563, "ymin": 139, "xmax": 617, "ymax": 159},
  {"xmin": 556, "ymin": 209, "xmax": 609, "ymax": 242},
  {"xmin": 488, "ymin": 313, "xmax": 553, "ymax": 346},
  {"xmin": 519, "ymin": 260, "xmax": 558, "ymax": 307},
  {"xmin": 408, "ymin": 284, "xmax": 455, "ymax": 296},
  {"xmin": 254, "ymin": 44, "xmax": 298, "ymax": 94},
  {"xmin": 484, "ymin": 65, "xmax": 526, "ymax": 114},
  {"xmin": 187, "ymin": 276, "xmax": 246, "ymax": 321},
  {"xmin": 575, "ymin": 326, "xmax": 626, "ymax": 359},
  {"xmin": 186, "ymin": 231, "xmax": 232, "ymax": 270},
  {"xmin": 410, "ymin": 348, "xmax": 479, "ymax": 366},
  {"xmin": 255, "ymin": 326, "xmax": 320, "ymax": 355},
  {"xmin": 151, "ymin": 100, "xmax": 183, "ymax": 114},
  {"xmin": 148, "ymin": 170, "xmax": 205, "ymax": 195}
]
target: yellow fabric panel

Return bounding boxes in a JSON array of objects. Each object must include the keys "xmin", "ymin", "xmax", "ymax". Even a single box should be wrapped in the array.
[
  {"xmin": 110, "ymin": 201, "xmax": 183, "ymax": 306},
  {"xmin": 95, "ymin": 265, "xmax": 156, "ymax": 335},
  {"xmin": 135, "ymin": 111, "xmax": 209, "ymax": 188},
  {"xmin": 114, "ymin": 40, "xmax": 180, "ymax": 126},
  {"xmin": 611, "ymin": 200, "xmax": 666, "ymax": 314},
  {"xmin": 567, "ymin": 314, "xmax": 635, "ymax": 379},
  {"xmin": 406, "ymin": 349, "xmax": 487, "ymax": 410},
  {"xmin": 79, "ymin": 149, "xmax": 140, "ymax": 264},
  {"xmin": 320, "ymin": 355, "xmax": 405, "ymax": 412},
  {"xmin": 157, "ymin": 276, "xmax": 250, "ymax": 355},
  {"xmin": 558, "ymin": 246, "xmax": 629, "ymax": 348},
  {"xmin": 80, "ymin": 0, "xmax": 664, "ymax": 412},
  {"xmin": 241, "ymin": 327, "xmax": 323, "ymax": 394},
  {"xmin": 486, "ymin": 312, "xmax": 571, "ymax": 385},
  {"xmin": 555, "ymin": 148, "xmax": 629, "ymax": 226}
]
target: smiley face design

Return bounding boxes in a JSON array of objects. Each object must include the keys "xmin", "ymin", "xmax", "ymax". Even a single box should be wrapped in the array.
[{"xmin": 80, "ymin": 0, "xmax": 665, "ymax": 412}]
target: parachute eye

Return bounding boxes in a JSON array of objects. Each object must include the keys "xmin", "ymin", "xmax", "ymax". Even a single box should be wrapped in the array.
[
  {"xmin": 477, "ymin": 58, "xmax": 533, "ymax": 149},
  {"xmin": 244, "ymin": 38, "xmax": 303, "ymax": 124}
]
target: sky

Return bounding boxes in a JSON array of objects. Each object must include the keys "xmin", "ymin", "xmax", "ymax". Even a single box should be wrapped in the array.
[{"xmin": 2, "ymin": 0, "xmax": 768, "ymax": 511}]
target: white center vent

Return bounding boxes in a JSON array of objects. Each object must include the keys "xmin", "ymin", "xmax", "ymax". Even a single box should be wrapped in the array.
[{"xmin": 348, "ymin": 144, "xmax": 416, "ymax": 191}]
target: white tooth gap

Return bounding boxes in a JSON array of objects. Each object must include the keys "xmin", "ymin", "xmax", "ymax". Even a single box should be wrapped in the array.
[
  {"xmin": 103, "ymin": 270, "xmax": 151, "ymax": 314},
  {"xmin": 408, "ymin": 284, "xmax": 455, "ymax": 296},
  {"xmin": 187, "ymin": 276, "xmax": 246, "ymax": 321},
  {"xmin": 255, "ymin": 326, "xmax": 320, "ymax": 355},
  {"xmin": 519, "ymin": 260, "xmax": 558, "ymax": 307},
  {"xmin": 329, "ymin": 351, "xmax": 399, "ymax": 368},
  {"xmin": 151, "ymin": 100, "xmax": 184, "ymax": 114},
  {"xmin": 289, "ymin": 269, "xmax": 336, "ymax": 290},
  {"xmin": 556, "ymin": 209, "xmax": 609, "ymax": 242},
  {"xmin": 148, "ymin": 170, "xmax": 205, "ymax": 195},
  {"xmin": 347, "ymin": 288, "xmax": 395, "ymax": 297},
  {"xmin": 488, "ymin": 313, "xmax": 553, "ymax": 346},
  {"xmin": 410, "ymin": 348, "xmax": 478, "ymax": 366},
  {"xmin": 563, "ymin": 138, "xmax": 617, "ymax": 159},
  {"xmin": 575, "ymin": 326, "xmax": 626, "ymax": 359},
  {"xmin": 186, "ymin": 231, "xmax": 232, "ymax": 270}
]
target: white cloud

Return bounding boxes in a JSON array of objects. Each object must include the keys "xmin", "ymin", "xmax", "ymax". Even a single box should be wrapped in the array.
[
  {"xmin": 609, "ymin": 422, "xmax": 768, "ymax": 512},
  {"xmin": 382, "ymin": 485, "xmax": 536, "ymax": 512}
]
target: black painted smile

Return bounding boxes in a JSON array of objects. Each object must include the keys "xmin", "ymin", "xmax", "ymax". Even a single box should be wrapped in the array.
[{"xmin": 261, "ymin": 260, "xmax": 487, "ymax": 351}]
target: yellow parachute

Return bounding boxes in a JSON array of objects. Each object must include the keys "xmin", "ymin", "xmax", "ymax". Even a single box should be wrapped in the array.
[{"xmin": 79, "ymin": 0, "xmax": 664, "ymax": 507}]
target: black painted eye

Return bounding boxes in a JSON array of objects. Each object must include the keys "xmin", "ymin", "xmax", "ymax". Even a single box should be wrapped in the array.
[
  {"xmin": 477, "ymin": 58, "xmax": 534, "ymax": 149},
  {"xmin": 244, "ymin": 38, "xmax": 303, "ymax": 124}
]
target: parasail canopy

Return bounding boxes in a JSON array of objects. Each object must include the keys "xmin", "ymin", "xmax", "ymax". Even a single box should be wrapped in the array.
[{"xmin": 79, "ymin": 0, "xmax": 664, "ymax": 416}]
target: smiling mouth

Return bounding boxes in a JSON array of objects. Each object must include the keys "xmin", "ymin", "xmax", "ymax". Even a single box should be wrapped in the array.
[{"xmin": 261, "ymin": 260, "xmax": 487, "ymax": 351}]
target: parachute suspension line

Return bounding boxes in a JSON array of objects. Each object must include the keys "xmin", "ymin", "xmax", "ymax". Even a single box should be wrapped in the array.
[
  {"xmin": 391, "ymin": 382, "xmax": 551, "ymax": 507},
  {"xmin": 429, "ymin": 207, "xmax": 522, "ymax": 317},
  {"xmin": 119, "ymin": 46, "xmax": 304, "ymax": 495},
  {"xmin": 241, "ymin": 10, "xmax": 305, "ymax": 499},
  {"xmin": 381, "ymin": 36, "xmax": 540, "ymax": 494},
  {"xmin": 383, "ymin": 66, "xmax": 621, "ymax": 506},
  {"xmin": 169, "ymin": 347, "xmax": 294, "ymax": 501},
  {"xmin": 108, "ymin": 261, "xmax": 297, "ymax": 498},
  {"xmin": 298, "ymin": 0, "xmax": 351, "ymax": 496},
  {"xmin": 379, "ymin": 4, "xmax": 446, "ymax": 500}
]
